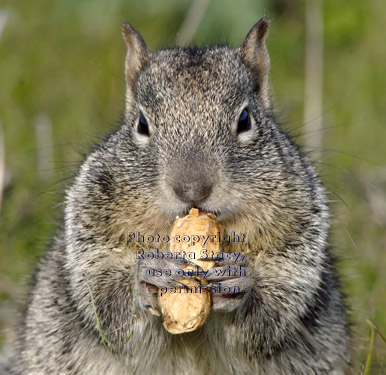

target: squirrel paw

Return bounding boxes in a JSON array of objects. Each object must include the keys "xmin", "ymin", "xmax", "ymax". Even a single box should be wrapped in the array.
[
  {"xmin": 202, "ymin": 252, "xmax": 254, "ymax": 312},
  {"xmin": 135, "ymin": 249, "xmax": 201, "ymax": 313}
]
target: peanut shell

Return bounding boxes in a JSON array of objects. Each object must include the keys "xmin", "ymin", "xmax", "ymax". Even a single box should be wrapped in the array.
[{"xmin": 158, "ymin": 208, "xmax": 221, "ymax": 334}]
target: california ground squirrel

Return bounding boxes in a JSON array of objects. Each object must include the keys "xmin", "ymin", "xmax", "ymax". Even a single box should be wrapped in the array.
[{"xmin": 8, "ymin": 19, "xmax": 352, "ymax": 374}]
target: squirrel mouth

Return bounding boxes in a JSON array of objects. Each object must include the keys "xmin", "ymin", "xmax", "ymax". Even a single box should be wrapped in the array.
[
  {"xmin": 166, "ymin": 201, "xmax": 224, "ymax": 221},
  {"xmin": 190, "ymin": 205, "xmax": 222, "ymax": 219}
]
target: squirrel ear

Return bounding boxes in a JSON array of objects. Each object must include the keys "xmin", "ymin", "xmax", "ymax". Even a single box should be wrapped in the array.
[
  {"xmin": 238, "ymin": 18, "xmax": 270, "ymax": 109},
  {"xmin": 122, "ymin": 23, "xmax": 151, "ymax": 112}
]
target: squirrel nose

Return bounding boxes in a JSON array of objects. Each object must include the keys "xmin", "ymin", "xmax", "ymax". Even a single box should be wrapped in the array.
[{"xmin": 173, "ymin": 183, "xmax": 212, "ymax": 205}]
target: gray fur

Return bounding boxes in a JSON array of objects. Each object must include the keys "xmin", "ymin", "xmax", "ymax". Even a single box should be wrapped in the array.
[{"xmin": 8, "ymin": 20, "xmax": 352, "ymax": 374}]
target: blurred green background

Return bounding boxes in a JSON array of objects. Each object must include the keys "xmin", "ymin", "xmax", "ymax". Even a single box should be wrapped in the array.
[{"xmin": 0, "ymin": 0, "xmax": 385, "ymax": 372}]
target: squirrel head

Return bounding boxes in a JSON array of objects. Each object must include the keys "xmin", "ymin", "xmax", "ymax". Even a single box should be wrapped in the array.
[
  {"xmin": 71, "ymin": 20, "xmax": 326, "ymax": 250},
  {"xmin": 119, "ymin": 20, "xmax": 281, "ymax": 224}
]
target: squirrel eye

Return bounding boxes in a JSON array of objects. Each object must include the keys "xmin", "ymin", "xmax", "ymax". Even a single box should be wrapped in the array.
[
  {"xmin": 137, "ymin": 113, "xmax": 150, "ymax": 137},
  {"xmin": 236, "ymin": 109, "xmax": 252, "ymax": 134}
]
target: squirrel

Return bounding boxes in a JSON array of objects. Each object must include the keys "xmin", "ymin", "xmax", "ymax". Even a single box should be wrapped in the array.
[{"xmin": 7, "ymin": 19, "xmax": 352, "ymax": 374}]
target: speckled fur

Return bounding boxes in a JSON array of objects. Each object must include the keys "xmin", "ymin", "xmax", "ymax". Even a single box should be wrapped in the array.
[{"xmin": 8, "ymin": 20, "xmax": 352, "ymax": 374}]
